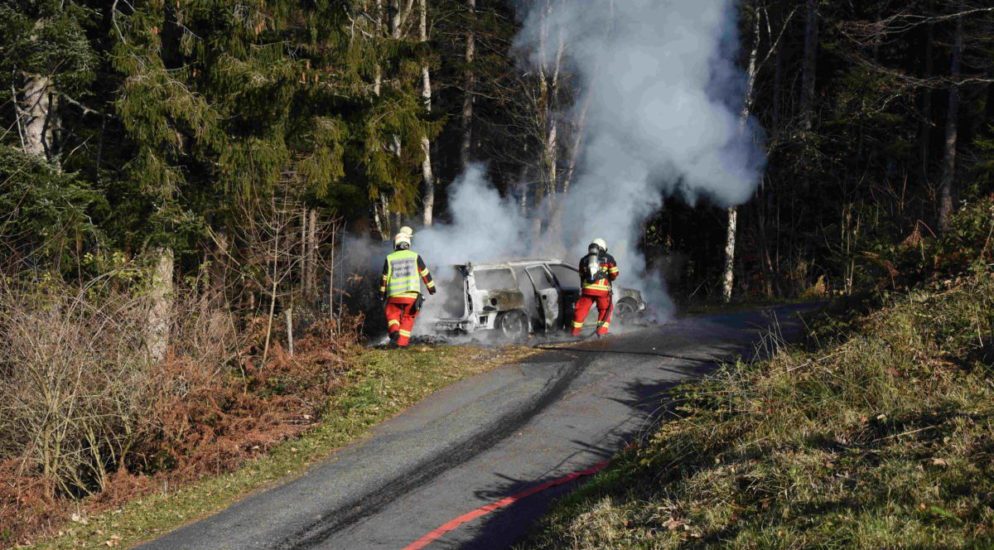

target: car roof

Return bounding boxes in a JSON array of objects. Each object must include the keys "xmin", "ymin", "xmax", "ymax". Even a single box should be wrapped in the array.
[{"xmin": 457, "ymin": 259, "xmax": 569, "ymax": 270}]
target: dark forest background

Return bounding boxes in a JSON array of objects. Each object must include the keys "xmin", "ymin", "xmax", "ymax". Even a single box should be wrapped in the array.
[{"xmin": 1, "ymin": 0, "xmax": 993, "ymax": 304}]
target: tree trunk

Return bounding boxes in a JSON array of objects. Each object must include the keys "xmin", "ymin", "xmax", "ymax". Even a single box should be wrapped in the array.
[
  {"xmin": 374, "ymin": 0, "xmax": 384, "ymax": 96},
  {"xmin": 307, "ymin": 208, "xmax": 318, "ymax": 299},
  {"xmin": 986, "ymin": 82, "xmax": 994, "ymax": 126},
  {"xmin": 772, "ymin": 32, "xmax": 784, "ymax": 136},
  {"xmin": 329, "ymin": 222, "xmax": 337, "ymax": 321},
  {"xmin": 562, "ymin": 95, "xmax": 590, "ymax": 196},
  {"xmin": 420, "ymin": 0, "xmax": 436, "ymax": 226},
  {"xmin": 722, "ymin": 6, "xmax": 761, "ymax": 304},
  {"xmin": 390, "ymin": 0, "xmax": 402, "ymax": 39},
  {"xmin": 300, "ymin": 208, "xmax": 309, "ymax": 297},
  {"xmin": 146, "ymin": 247, "xmax": 174, "ymax": 363},
  {"xmin": 380, "ymin": 194, "xmax": 392, "ymax": 239},
  {"xmin": 799, "ymin": 0, "xmax": 819, "ymax": 131},
  {"xmin": 20, "ymin": 74, "xmax": 56, "ymax": 161},
  {"xmin": 460, "ymin": 0, "xmax": 476, "ymax": 170},
  {"xmin": 535, "ymin": 4, "xmax": 563, "ymax": 229},
  {"xmin": 920, "ymin": 23, "xmax": 934, "ymax": 183},
  {"xmin": 285, "ymin": 307, "xmax": 294, "ymax": 357},
  {"xmin": 938, "ymin": 15, "xmax": 963, "ymax": 233},
  {"xmin": 722, "ymin": 207, "xmax": 738, "ymax": 303}
]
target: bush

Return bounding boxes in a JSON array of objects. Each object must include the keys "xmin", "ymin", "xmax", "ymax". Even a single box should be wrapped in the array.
[
  {"xmin": 0, "ymin": 276, "xmax": 359, "ymax": 546},
  {"xmin": 0, "ymin": 281, "xmax": 158, "ymax": 497}
]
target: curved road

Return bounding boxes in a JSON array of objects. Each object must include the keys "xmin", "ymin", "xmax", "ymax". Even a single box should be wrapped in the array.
[{"xmin": 141, "ymin": 305, "xmax": 813, "ymax": 549}]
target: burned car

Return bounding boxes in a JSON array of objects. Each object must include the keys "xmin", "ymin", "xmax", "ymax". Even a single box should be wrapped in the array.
[{"xmin": 433, "ymin": 259, "xmax": 646, "ymax": 339}]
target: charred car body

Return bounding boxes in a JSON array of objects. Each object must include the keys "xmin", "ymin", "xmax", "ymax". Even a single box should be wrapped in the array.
[{"xmin": 433, "ymin": 259, "xmax": 646, "ymax": 339}]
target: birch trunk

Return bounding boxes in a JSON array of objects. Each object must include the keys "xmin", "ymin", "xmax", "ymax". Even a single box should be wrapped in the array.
[
  {"xmin": 374, "ymin": 0, "xmax": 384, "ymax": 96},
  {"xmin": 938, "ymin": 16, "xmax": 962, "ymax": 233},
  {"xmin": 300, "ymin": 208, "xmax": 309, "ymax": 297},
  {"xmin": 534, "ymin": 3, "xmax": 563, "ymax": 236},
  {"xmin": 460, "ymin": 0, "xmax": 476, "ymax": 170},
  {"xmin": 20, "ymin": 74, "xmax": 56, "ymax": 161},
  {"xmin": 307, "ymin": 208, "xmax": 318, "ymax": 299},
  {"xmin": 722, "ymin": 207, "xmax": 738, "ymax": 303},
  {"xmin": 722, "ymin": 7, "xmax": 761, "ymax": 304},
  {"xmin": 285, "ymin": 307, "xmax": 294, "ymax": 357},
  {"xmin": 420, "ymin": 0, "xmax": 436, "ymax": 226},
  {"xmin": 329, "ymin": 223, "xmax": 337, "ymax": 321},
  {"xmin": 390, "ymin": 0, "xmax": 402, "ymax": 39},
  {"xmin": 380, "ymin": 194, "xmax": 392, "ymax": 239},
  {"xmin": 562, "ymin": 93, "xmax": 591, "ymax": 195},
  {"xmin": 799, "ymin": 0, "xmax": 819, "ymax": 131},
  {"xmin": 146, "ymin": 247, "xmax": 174, "ymax": 363}
]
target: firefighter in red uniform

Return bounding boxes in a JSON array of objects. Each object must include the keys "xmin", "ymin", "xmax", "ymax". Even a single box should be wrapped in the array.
[
  {"xmin": 380, "ymin": 232, "xmax": 436, "ymax": 347},
  {"xmin": 571, "ymin": 238, "xmax": 619, "ymax": 337}
]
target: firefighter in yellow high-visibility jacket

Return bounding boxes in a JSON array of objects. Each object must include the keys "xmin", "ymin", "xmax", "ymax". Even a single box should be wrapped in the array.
[
  {"xmin": 379, "ymin": 232, "xmax": 435, "ymax": 347},
  {"xmin": 571, "ymin": 238, "xmax": 619, "ymax": 337}
]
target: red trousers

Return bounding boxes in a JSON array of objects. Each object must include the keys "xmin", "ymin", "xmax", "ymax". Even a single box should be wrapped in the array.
[
  {"xmin": 571, "ymin": 292, "xmax": 613, "ymax": 336},
  {"xmin": 385, "ymin": 296, "xmax": 418, "ymax": 347}
]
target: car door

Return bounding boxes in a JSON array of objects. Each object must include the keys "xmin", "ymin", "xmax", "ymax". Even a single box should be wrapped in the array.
[
  {"xmin": 524, "ymin": 265, "xmax": 560, "ymax": 332},
  {"xmin": 546, "ymin": 262, "xmax": 581, "ymax": 329}
]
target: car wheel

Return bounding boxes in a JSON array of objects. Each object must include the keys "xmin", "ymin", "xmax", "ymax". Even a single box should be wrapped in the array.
[
  {"xmin": 614, "ymin": 299, "xmax": 639, "ymax": 326},
  {"xmin": 495, "ymin": 310, "xmax": 529, "ymax": 341}
]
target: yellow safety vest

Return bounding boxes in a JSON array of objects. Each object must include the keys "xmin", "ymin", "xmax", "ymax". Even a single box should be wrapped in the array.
[{"xmin": 385, "ymin": 250, "xmax": 422, "ymax": 298}]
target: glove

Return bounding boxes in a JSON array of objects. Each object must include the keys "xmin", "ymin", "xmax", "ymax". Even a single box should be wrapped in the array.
[{"xmin": 428, "ymin": 287, "xmax": 436, "ymax": 295}]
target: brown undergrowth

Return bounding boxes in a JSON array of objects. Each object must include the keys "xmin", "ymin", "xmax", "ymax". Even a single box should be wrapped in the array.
[{"xmin": 0, "ymin": 282, "xmax": 361, "ymax": 548}]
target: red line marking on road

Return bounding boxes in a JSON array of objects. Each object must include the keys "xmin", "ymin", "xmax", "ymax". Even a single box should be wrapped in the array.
[{"xmin": 403, "ymin": 460, "xmax": 611, "ymax": 550}]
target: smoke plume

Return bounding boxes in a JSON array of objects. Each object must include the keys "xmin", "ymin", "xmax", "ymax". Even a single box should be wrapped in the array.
[
  {"xmin": 516, "ymin": 0, "xmax": 765, "ymax": 307},
  {"xmin": 371, "ymin": 0, "xmax": 764, "ymax": 332}
]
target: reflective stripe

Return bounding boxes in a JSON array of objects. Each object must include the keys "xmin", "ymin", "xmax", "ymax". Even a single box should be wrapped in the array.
[
  {"xmin": 572, "ymin": 321, "xmax": 584, "ymax": 328},
  {"xmin": 399, "ymin": 329, "xmax": 412, "ymax": 337},
  {"xmin": 583, "ymin": 281, "xmax": 611, "ymax": 291},
  {"xmin": 388, "ymin": 320, "xmax": 400, "ymax": 327},
  {"xmin": 597, "ymin": 321, "xmax": 610, "ymax": 328}
]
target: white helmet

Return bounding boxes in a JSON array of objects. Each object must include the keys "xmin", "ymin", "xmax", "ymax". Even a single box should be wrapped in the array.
[
  {"xmin": 394, "ymin": 233, "xmax": 412, "ymax": 249},
  {"xmin": 591, "ymin": 238, "xmax": 607, "ymax": 252},
  {"xmin": 398, "ymin": 225, "xmax": 414, "ymax": 237}
]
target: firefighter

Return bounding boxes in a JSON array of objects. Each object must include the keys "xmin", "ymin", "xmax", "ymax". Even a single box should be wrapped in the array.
[
  {"xmin": 380, "ymin": 232, "xmax": 436, "ymax": 347},
  {"xmin": 571, "ymin": 238, "xmax": 619, "ymax": 337}
]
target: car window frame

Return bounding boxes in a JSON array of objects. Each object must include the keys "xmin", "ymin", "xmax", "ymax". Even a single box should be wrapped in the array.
[
  {"xmin": 472, "ymin": 266, "xmax": 517, "ymax": 291},
  {"xmin": 545, "ymin": 262, "xmax": 580, "ymax": 291},
  {"xmin": 524, "ymin": 264, "xmax": 556, "ymax": 291}
]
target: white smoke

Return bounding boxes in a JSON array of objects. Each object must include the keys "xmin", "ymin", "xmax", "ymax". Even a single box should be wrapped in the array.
[
  {"xmin": 519, "ymin": 0, "xmax": 764, "ymax": 298},
  {"xmin": 416, "ymin": 165, "xmax": 531, "ymax": 268},
  {"xmin": 374, "ymin": 0, "xmax": 763, "ymax": 333}
]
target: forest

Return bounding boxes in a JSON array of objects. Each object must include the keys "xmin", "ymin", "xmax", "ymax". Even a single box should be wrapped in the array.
[{"xmin": 1, "ymin": 0, "xmax": 993, "ymax": 546}]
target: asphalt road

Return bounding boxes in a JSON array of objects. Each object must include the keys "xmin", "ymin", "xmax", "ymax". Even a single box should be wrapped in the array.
[{"xmin": 140, "ymin": 305, "xmax": 814, "ymax": 550}]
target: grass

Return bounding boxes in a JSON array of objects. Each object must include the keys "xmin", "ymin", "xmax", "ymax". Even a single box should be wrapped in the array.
[
  {"xmin": 24, "ymin": 343, "xmax": 537, "ymax": 550},
  {"xmin": 522, "ymin": 270, "xmax": 994, "ymax": 549}
]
